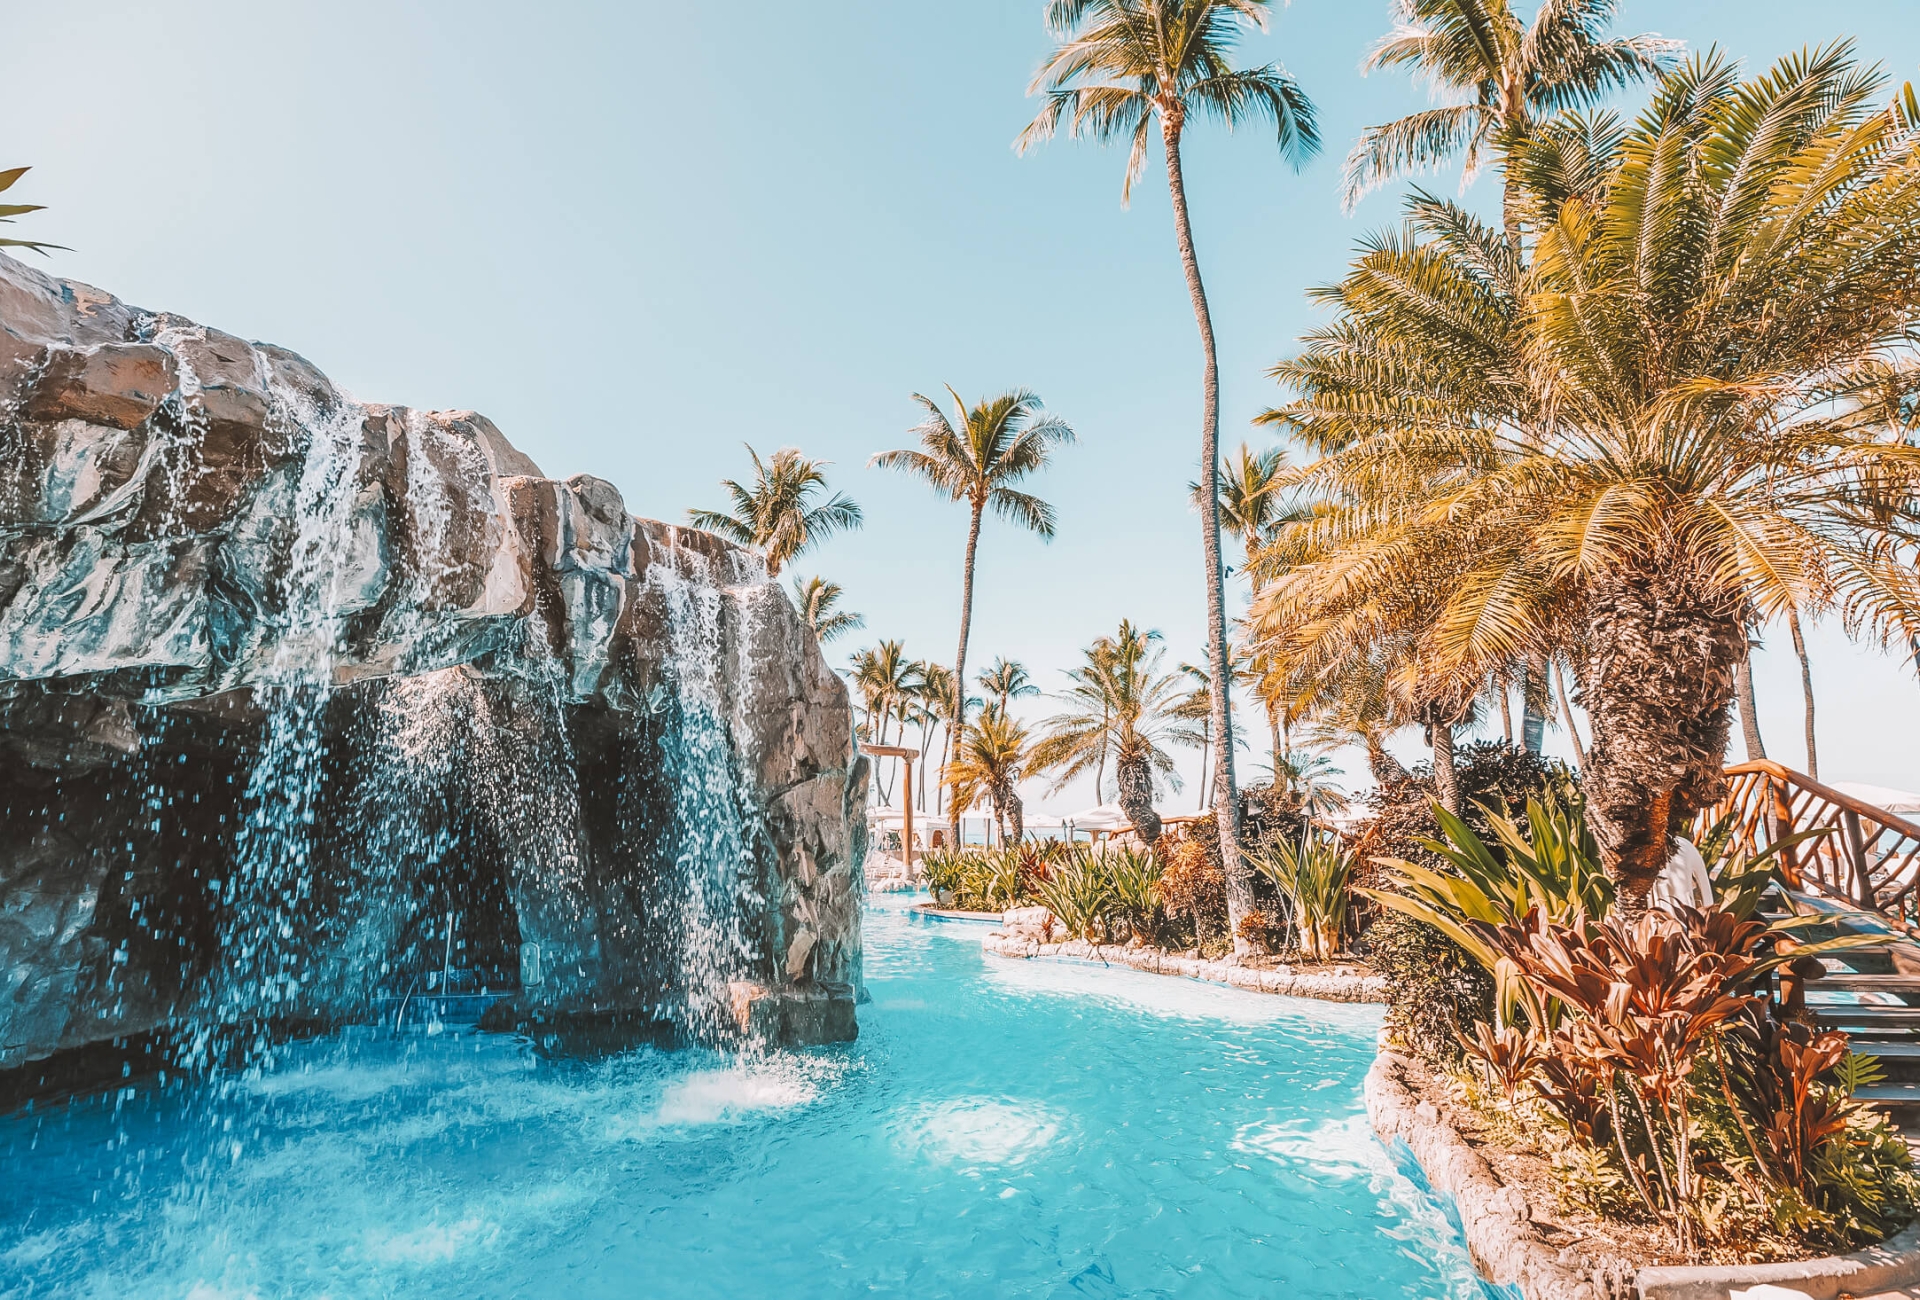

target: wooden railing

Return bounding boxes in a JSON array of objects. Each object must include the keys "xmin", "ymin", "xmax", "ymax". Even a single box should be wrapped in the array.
[{"xmin": 1697, "ymin": 760, "xmax": 1920, "ymax": 922}]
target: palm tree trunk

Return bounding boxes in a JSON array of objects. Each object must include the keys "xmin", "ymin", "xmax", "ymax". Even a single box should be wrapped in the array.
[
  {"xmin": 1162, "ymin": 116, "xmax": 1248, "ymax": 950},
  {"xmin": 1736, "ymin": 646, "xmax": 1767, "ymax": 761},
  {"xmin": 1430, "ymin": 721, "xmax": 1460, "ymax": 818},
  {"xmin": 1269, "ymin": 704, "xmax": 1283, "ymax": 775},
  {"xmin": 1095, "ymin": 707, "xmax": 1108, "ymax": 802},
  {"xmin": 1581, "ymin": 561, "xmax": 1747, "ymax": 916},
  {"xmin": 950, "ymin": 502, "xmax": 984, "ymax": 809},
  {"xmin": 1498, "ymin": 667, "xmax": 1513, "ymax": 746},
  {"xmin": 1789, "ymin": 609, "xmax": 1817, "ymax": 778},
  {"xmin": 1199, "ymin": 731, "xmax": 1211, "ymax": 811},
  {"xmin": 1365, "ymin": 733, "xmax": 1410, "ymax": 785},
  {"xmin": 1554, "ymin": 660, "xmax": 1587, "ymax": 769}
]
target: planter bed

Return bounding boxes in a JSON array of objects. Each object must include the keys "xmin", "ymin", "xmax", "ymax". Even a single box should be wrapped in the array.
[
  {"xmin": 1367, "ymin": 1051, "xmax": 1920, "ymax": 1300},
  {"xmin": 981, "ymin": 928, "xmax": 1388, "ymax": 1003}
]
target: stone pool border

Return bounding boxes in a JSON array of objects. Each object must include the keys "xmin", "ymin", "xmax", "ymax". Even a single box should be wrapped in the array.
[
  {"xmin": 980, "ymin": 930, "xmax": 1388, "ymax": 1003},
  {"xmin": 1367, "ymin": 1050, "xmax": 1920, "ymax": 1300}
]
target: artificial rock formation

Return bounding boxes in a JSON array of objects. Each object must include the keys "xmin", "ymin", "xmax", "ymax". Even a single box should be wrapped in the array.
[{"xmin": 0, "ymin": 252, "xmax": 865, "ymax": 1084}]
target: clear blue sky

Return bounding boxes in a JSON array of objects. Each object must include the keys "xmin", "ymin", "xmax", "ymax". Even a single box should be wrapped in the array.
[{"xmin": 10, "ymin": 1, "xmax": 1920, "ymax": 811}]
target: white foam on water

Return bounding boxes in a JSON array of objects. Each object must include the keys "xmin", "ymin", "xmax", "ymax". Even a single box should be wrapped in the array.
[
  {"xmin": 363, "ymin": 1215, "xmax": 500, "ymax": 1265},
  {"xmin": 893, "ymin": 1098, "xmax": 1066, "ymax": 1168},
  {"xmin": 1233, "ymin": 1113, "xmax": 1378, "ymax": 1178}
]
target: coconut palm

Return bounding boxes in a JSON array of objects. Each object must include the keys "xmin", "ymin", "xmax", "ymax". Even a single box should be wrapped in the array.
[
  {"xmin": 689, "ymin": 445, "xmax": 862, "ymax": 578},
  {"xmin": 870, "ymin": 389, "xmax": 1073, "ymax": 804},
  {"xmin": 1257, "ymin": 47, "xmax": 1920, "ymax": 910},
  {"xmin": 946, "ymin": 706, "xmax": 1032, "ymax": 846},
  {"xmin": 1032, "ymin": 621, "xmax": 1189, "ymax": 843},
  {"xmin": 977, "ymin": 657, "xmax": 1039, "ymax": 715},
  {"xmin": 847, "ymin": 640, "xmax": 914, "ymax": 803},
  {"xmin": 1190, "ymin": 443, "xmax": 1298, "ymax": 578},
  {"xmin": 1019, "ymin": 0, "xmax": 1319, "ymax": 947},
  {"xmin": 0, "ymin": 167, "xmax": 65, "ymax": 254},
  {"xmin": 1342, "ymin": 0, "xmax": 1677, "ymax": 236},
  {"xmin": 1267, "ymin": 750, "xmax": 1350, "ymax": 819},
  {"xmin": 790, "ymin": 575, "xmax": 864, "ymax": 645}
]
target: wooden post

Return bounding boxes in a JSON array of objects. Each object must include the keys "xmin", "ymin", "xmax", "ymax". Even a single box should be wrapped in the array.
[
  {"xmin": 1771, "ymin": 772, "xmax": 1801, "ymax": 889},
  {"xmin": 1844, "ymin": 809, "xmax": 1871, "ymax": 909},
  {"xmin": 902, "ymin": 754, "xmax": 914, "ymax": 876}
]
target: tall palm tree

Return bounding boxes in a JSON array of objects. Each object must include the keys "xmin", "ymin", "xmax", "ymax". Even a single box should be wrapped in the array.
[
  {"xmin": 946, "ymin": 706, "xmax": 1032, "ymax": 847},
  {"xmin": 906, "ymin": 661, "xmax": 962, "ymax": 813},
  {"xmin": 871, "ymin": 389, "xmax": 1073, "ymax": 805},
  {"xmin": 689, "ymin": 445, "xmax": 862, "ymax": 577},
  {"xmin": 977, "ymin": 657, "xmax": 1039, "ymax": 715},
  {"xmin": 847, "ymin": 640, "xmax": 914, "ymax": 803},
  {"xmin": 790, "ymin": 575, "xmax": 864, "ymax": 644},
  {"xmin": 1342, "ymin": 0, "xmax": 1677, "ymax": 237},
  {"xmin": 1258, "ymin": 47, "xmax": 1920, "ymax": 911},
  {"xmin": 1788, "ymin": 610, "xmax": 1819, "ymax": 778},
  {"xmin": 1032, "ymin": 621, "xmax": 1189, "ymax": 843},
  {"xmin": 1020, "ymin": 0, "xmax": 1319, "ymax": 949},
  {"xmin": 1172, "ymin": 662, "xmax": 1214, "ymax": 810}
]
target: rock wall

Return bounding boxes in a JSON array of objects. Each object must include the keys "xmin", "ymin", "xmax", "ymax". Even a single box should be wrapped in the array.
[{"xmin": 0, "ymin": 253, "xmax": 866, "ymax": 1083}]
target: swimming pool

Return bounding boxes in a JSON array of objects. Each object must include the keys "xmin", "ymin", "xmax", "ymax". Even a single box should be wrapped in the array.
[{"xmin": 0, "ymin": 895, "xmax": 1492, "ymax": 1298}]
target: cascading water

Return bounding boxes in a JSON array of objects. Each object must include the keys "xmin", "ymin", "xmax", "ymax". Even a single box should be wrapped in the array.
[
  {"xmin": 649, "ymin": 549, "xmax": 766, "ymax": 1041},
  {"xmin": 191, "ymin": 356, "xmax": 368, "ymax": 1068}
]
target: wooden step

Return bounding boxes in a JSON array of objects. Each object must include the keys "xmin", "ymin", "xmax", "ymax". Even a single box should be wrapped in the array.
[
  {"xmin": 1840, "ymin": 1040, "xmax": 1920, "ymax": 1058},
  {"xmin": 1815, "ymin": 1007, "xmax": 1920, "ymax": 1028},
  {"xmin": 1855, "ymin": 1083, "xmax": 1920, "ymax": 1105},
  {"xmin": 1809, "ymin": 975, "xmax": 1920, "ymax": 992}
]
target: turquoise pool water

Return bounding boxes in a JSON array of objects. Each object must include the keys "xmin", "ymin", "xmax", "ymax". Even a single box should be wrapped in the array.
[{"xmin": 1, "ymin": 896, "xmax": 1492, "ymax": 1298}]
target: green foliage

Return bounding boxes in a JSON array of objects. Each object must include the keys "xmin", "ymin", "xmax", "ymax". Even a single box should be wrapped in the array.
[
  {"xmin": 1250, "ymin": 829, "xmax": 1356, "ymax": 960},
  {"xmin": 1367, "ymin": 908, "xmax": 1494, "ymax": 1064},
  {"xmin": 1103, "ymin": 846, "xmax": 1165, "ymax": 943},
  {"xmin": 1034, "ymin": 850, "xmax": 1117, "ymax": 942},
  {"xmin": 1834, "ymin": 1051, "xmax": 1887, "ymax": 1098}
]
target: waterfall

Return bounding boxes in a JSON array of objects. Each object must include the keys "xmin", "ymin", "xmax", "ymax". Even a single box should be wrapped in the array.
[
  {"xmin": 189, "ymin": 363, "xmax": 368, "ymax": 1067},
  {"xmin": 650, "ymin": 547, "xmax": 767, "ymax": 1042}
]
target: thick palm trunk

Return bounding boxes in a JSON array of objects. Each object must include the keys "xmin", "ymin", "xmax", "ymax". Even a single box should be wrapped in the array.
[
  {"xmin": 1429, "ymin": 721, "xmax": 1460, "ymax": 817},
  {"xmin": 1163, "ymin": 118, "xmax": 1248, "ymax": 949},
  {"xmin": 1498, "ymin": 668, "xmax": 1514, "ymax": 746},
  {"xmin": 1580, "ymin": 560, "xmax": 1746, "ymax": 916},
  {"xmin": 949, "ymin": 503, "xmax": 984, "ymax": 809},
  {"xmin": 1554, "ymin": 661, "xmax": 1587, "ymax": 769},
  {"xmin": 1735, "ymin": 647, "xmax": 1766, "ymax": 761},
  {"xmin": 1789, "ymin": 610, "xmax": 1817, "ymax": 778},
  {"xmin": 1116, "ymin": 753, "xmax": 1161, "ymax": 845}
]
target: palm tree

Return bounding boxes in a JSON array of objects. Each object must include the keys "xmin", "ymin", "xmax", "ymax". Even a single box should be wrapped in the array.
[
  {"xmin": 1191, "ymin": 443, "xmax": 1296, "ymax": 577},
  {"xmin": 977, "ymin": 657, "xmax": 1039, "ymax": 714},
  {"xmin": 905, "ymin": 661, "xmax": 962, "ymax": 813},
  {"xmin": 1267, "ymin": 749, "xmax": 1349, "ymax": 819},
  {"xmin": 871, "ymin": 389, "xmax": 1073, "ymax": 806},
  {"xmin": 1032, "ymin": 621, "xmax": 1189, "ymax": 843},
  {"xmin": 1258, "ymin": 47, "xmax": 1920, "ymax": 911},
  {"xmin": 1020, "ymin": 0, "xmax": 1319, "ymax": 949},
  {"xmin": 689, "ymin": 445, "xmax": 862, "ymax": 577},
  {"xmin": 946, "ymin": 706, "xmax": 1032, "ymax": 846},
  {"xmin": 847, "ymin": 640, "xmax": 914, "ymax": 803},
  {"xmin": 0, "ymin": 167, "xmax": 65, "ymax": 254},
  {"xmin": 1342, "ymin": 0, "xmax": 1677, "ymax": 238},
  {"xmin": 1788, "ymin": 610, "xmax": 1818, "ymax": 778},
  {"xmin": 791, "ymin": 575, "xmax": 864, "ymax": 644},
  {"xmin": 1171, "ymin": 662, "xmax": 1214, "ymax": 811}
]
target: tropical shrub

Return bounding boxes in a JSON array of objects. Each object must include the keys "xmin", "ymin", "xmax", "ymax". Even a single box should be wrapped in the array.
[
  {"xmin": 1156, "ymin": 820, "xmax": 1228, "ymax": 951},
  {"xmin": 1103, "ymin": 846, "xmax": 1165, "ymax": 944},
  {"xmin": 1034, "ymin": 850, "xmax": 1116, "ymax": 942},
  {"xmin": 1251, "ymin": 829, "xmax": 1357, "ymax": 961},
  {"xmin": 1367, "ymin": 909, "xmax": 1494, "ymax": 1065}
]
